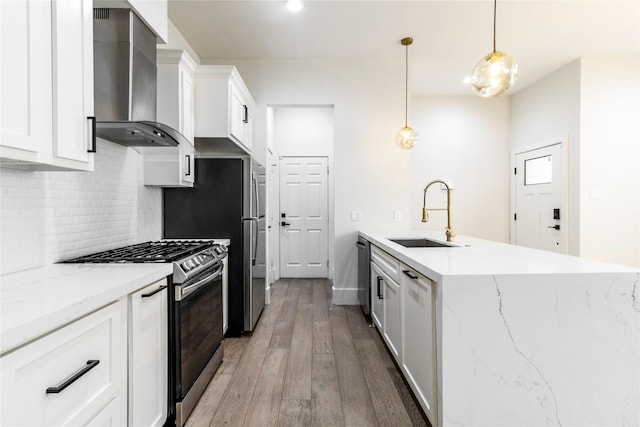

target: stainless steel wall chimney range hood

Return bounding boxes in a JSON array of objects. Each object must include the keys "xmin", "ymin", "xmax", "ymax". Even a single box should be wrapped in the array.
[{"xmin": 93, "ymin": 8, "xmax": 188, "ymax": 147}]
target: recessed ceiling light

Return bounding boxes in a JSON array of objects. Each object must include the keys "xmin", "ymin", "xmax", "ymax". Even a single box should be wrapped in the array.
[{"xmin": 286, "ymin": 0, "xmax": 303, "ymax": 12}]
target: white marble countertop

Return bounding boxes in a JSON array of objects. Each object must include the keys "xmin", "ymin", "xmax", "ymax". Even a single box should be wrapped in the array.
[
  {"xmin": 359, "ymin": 230, "xmax": 638, "ymax": 281},
  {"xmin": 0, "ymin": 263, "xmax": 173, "ymax": 355}
]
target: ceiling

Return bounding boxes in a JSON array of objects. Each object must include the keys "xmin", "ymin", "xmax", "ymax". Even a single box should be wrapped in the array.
[{"xmin": 168, "ymin": 0, "xmax": 640, "ymax": 95}]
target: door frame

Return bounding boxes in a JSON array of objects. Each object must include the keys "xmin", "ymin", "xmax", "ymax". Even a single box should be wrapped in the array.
[
  {"xmin": 510, "ymin": 136, "xmax": 569, "ymax": 252},
  {"xmin": 274, "ymin": 155, "xmax": 334, "ymax": 281}
]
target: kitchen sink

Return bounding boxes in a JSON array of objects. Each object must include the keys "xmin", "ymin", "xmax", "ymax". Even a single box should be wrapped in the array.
[{"xmin": 389, "ymin": 238, "xmax": 456, "ymax": 248}]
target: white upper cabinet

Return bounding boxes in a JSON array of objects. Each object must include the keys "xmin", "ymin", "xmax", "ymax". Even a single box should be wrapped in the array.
[
  {"xmin": 1, "ymin": 0, "xmax": 95, "ymax": 171},
  {"xmin": 51, "ymin": 0, "xmax": 95, "ymax": 169},
  {"xmin": 143, "ymin": 49, "xmax": 196, "ymax": 187},
  {"xmin": 0, "ymin": 0, "xmax": 51, "ymax": 163},
  {"xmin": 194, "ymin": 65, "xmax": 255, "ymax": 155}
]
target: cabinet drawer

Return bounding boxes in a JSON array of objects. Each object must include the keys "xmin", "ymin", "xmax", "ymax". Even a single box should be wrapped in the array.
[
  {"xmin": 1, "ymin": 300, "xmax": 127, "ymax": 426},
  {"xmin": 371, "ymin": 245, "xmax": 400, "ymax": 282}
]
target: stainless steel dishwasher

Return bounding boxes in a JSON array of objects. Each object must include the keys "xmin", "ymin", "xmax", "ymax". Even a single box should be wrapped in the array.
[{"xmin": 356, "ymin": 236, "xmax": 371, "ymax": 316}]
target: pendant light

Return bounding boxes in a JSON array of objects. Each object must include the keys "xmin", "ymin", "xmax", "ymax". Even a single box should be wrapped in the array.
[
  {"xmin": 470, "ymin": 0, "xmax": 518, "ymax": 97},
  {"xmin": 396, "ymin": 37, "xmax": 418, "ymax": 149}
]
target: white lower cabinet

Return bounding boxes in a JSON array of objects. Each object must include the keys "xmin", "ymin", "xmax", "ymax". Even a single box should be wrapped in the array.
[
  {"xmin": 379, "ymin": 267, "xmax": 402, "ymax": 360},
  {"xmin": 370, "ymin": 264, "xmax": 384, "ymax": 330},
  {"xmin": 369, "ymin": 243, "xmax": 439, "ymax": 426},
  {"xmin": 129, "ymin": 279, "xmax": 168, "ymax": 427},
  {"xmin": 371, "ymin": 250, "xmax": 402, "ymax": 360},
  {"xmin": 401, "ymin": 266, "xmax": 438, "ymax": 425},
  {"xmin": 0, "ymin": 300, "xmax": 128, "ymax": 426}
]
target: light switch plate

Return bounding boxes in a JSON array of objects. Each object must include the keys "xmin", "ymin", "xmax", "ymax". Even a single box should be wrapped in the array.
[
  {"xmin": 394, "ymin": 211, "xmax": 402, "ymax": 222},
  {"xmin": 351, "ymin": 210, "xmax": 362, "ymax": 221}
]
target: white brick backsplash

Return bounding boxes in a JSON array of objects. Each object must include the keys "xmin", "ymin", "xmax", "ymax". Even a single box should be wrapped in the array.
[{"xmin": 0, "ymin": 139, "xmax": 163, "ymax": 274}]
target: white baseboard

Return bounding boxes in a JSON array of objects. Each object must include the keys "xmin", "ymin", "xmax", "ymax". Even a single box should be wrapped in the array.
[{"xmin": 331, "ymin": 286, "xmax": 359, "ymax": 305}]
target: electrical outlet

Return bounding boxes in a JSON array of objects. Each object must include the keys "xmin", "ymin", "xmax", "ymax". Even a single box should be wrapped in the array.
[
  {"xmin": 394, "ymin": 211, "xmax": 402, "ymax": 222},
  {"xmin": 351, "ymin": 210, "xmax": 362, "ymax": 221}
]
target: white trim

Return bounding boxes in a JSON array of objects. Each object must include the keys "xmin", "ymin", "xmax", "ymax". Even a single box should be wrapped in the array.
[{"xmin": 331, "ymin": 285, "xmax": 359, "ymax": 305}]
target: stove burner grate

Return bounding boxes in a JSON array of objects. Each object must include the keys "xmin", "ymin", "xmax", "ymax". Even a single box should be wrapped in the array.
[{"xmin": 63, "ymin": 240, "xmax": 216, "ymax": 263}]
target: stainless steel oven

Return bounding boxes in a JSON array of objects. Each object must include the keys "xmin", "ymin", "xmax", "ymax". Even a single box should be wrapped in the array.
[{"xmin": 173, "ymin": 260, "xmax": 224, "ymax": 426}]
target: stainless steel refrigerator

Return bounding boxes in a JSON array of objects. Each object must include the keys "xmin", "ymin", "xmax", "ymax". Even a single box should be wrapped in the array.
[{"xmin": 163, "ymin": 157, "xmax": 265, "ymax": 335}]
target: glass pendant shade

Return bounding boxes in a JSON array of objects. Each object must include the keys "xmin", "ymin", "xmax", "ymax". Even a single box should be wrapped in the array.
[
  {"xmin": 396, "ymin": 126, "xmax": 418, "ymax": 149},
  {"xmin": 470, "ymin": 50, "xmax": 518, "ymax": 97}
]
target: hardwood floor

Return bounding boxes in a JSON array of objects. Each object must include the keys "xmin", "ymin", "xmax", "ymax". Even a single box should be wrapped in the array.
[{"xmin": 186, "ymin": 279, "xmax": 431, "ymax": 427}]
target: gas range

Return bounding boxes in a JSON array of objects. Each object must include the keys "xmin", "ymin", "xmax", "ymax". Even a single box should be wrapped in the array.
[
  {"xmin": 63, "ymin": 239, "xmax": 227, "ymax": 284},
  {"xmin": 63, "ymin": 238, "xmax": 228, "ymax": 426}
]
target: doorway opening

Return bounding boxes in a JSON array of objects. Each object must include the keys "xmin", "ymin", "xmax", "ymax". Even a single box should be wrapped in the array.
[{"xmin": 266, "ymin": 105, "xmax": 334, "ymax": 283}]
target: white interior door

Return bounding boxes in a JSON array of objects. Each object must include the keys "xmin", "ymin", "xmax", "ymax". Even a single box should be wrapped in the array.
[
  {"xmin": 514, "ymin": 143, "xmax": 567, "ymax": 253},
  {"xmin": 279, "ymin": 157, "xmax": 329, "ymax": 278}
]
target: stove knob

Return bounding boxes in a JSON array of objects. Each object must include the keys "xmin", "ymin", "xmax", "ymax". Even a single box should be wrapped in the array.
[
  {"xmin": 214, "ymin": 246, "xmax": 222, "ymax": 254},
  {"xmin": 193, "ymin": 257, "xmax": 202, "ymax": 265},
  {"xmin": 182, "ymin": 262, "xmax": 192, "ymax": 271}
]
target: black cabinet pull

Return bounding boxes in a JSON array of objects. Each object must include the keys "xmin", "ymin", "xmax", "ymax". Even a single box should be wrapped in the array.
[
  {"xmin": 243, "ymin": 105, "xmax": 248, "ymax": 123},
  {"xmin": 402, "ymin": 270, "xmax": 418, "ymax": 280},
  {"xmin": 141, "ymin": 285, "xmax": 167, "ymax": 298},
  {"xmin": 87, "ymin": 116, "xmax": 96, "ymax": 153},
  {"xmin": 185, "ymin": 155, "xmax": 191, "ymax": 176},
  {"xmin": 376, "ymin": 276, "xmax": 383, "ymax": 299},
  {"xmin": 356, "ymin": 242, "xmax": 366, "ymax": 249},
  {"xmin": 46, "ymin": 360, "xmax": 100, "ymax": 394}
]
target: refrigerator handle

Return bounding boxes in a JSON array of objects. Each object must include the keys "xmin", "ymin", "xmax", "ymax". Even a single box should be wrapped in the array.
[
  {"xmin": 252, "ymin": 173, "xmax": 259, "ymax": 264},
  {"xmin": 252, "ymin": 172, "xmax": 259, "ymax": 217}
]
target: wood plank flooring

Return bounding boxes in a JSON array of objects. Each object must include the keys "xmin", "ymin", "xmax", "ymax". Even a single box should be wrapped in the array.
[{"xmin": 186, "ymin": 279, "xmax": 431, "ymax": 427}]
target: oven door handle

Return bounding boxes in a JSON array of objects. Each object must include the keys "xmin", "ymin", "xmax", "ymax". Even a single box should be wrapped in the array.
[{"xmin": 176, "ymin": 263, "xmax": 223, "ymax": 301}]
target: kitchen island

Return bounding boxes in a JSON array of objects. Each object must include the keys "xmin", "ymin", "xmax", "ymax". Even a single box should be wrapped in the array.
[{"xmin": 360, "ymin": 230, "xmax": 639, "ymax": 427}]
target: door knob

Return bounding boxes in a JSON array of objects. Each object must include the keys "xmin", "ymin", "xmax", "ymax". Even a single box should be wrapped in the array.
[{"xmin": 547, "ymin": 224, "xmax": 560, "ymax": 230}]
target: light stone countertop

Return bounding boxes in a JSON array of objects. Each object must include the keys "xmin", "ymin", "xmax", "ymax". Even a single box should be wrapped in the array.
[
  {"xmin": 359, "ymin": 230, "xmax": 638, "ymax": 281},
  {"xmin": 0, "ymin": 263, "xmax": 173, "ymax": 355}
]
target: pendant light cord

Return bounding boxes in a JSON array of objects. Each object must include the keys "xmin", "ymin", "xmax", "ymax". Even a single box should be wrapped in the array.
[
  {"xmin": 404, "ymin": 42, "xmax": 408, "ymax": 127},
  {"xmin": 492, "ymin": 0, "xmax": 497, "ymax": 53}
]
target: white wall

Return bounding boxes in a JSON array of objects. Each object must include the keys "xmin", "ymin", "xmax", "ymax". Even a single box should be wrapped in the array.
[
  {"xmin": 579, "ymin": 56, "xmax": 640, "ymax": 266},
  {"xmin": 0, "ymin": 140, "xmax": 163, "ymax": 274},
  {"xmin": 410, "ymin": 96, "xmax": 511, "ymax": 242},
  {"xmin": 158, "ymin": 19, "xmax": 201, "ymax": 65},
  {"xmin": 273, "ymin": 106, "xmax": 334, "ymax": 156},
  {"xmin": 511, "ymin": 60, "xmax": 582, "ymax": 256},
  {"xmin": 510, "ymin": 56, "xmax": 640, "ymax": 267}
]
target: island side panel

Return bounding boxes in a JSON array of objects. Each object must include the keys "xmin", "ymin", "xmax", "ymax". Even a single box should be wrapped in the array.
[{"xmin": 439, "ymin": 272, "xmax": 640, "ymax": 426}]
